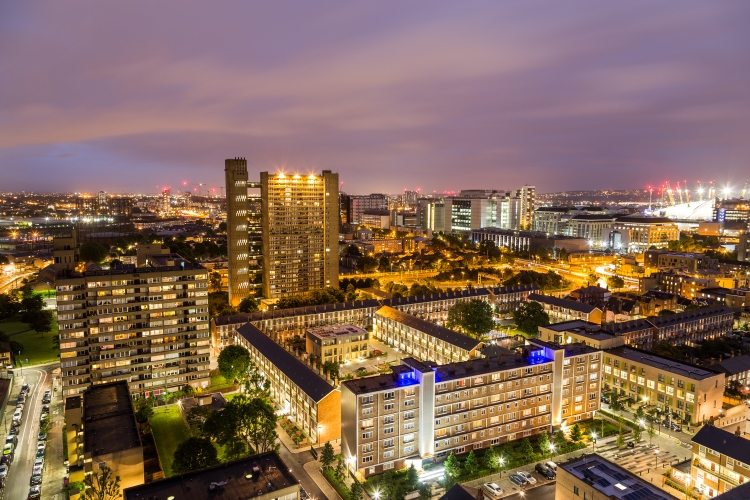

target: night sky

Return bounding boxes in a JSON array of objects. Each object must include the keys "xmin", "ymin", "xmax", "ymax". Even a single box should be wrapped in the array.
[{"xmin": 1, "ymin": 2, "xmax": 749, "ymax": 195}]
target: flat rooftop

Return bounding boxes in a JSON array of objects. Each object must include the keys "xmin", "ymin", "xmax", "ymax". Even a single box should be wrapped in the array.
[
  {"xmin": 307, "ymin": 324, "xmax": 368, "ymax": 339},
  {"xmin": 560, "ymin": 454, "xmax": 678, "ymax": 500},
  {"xmin": 541, "ymin": 321, "xmax": 616, "ymax": 341},
  {"xmin": 83, "ymin": 382, "xmax": 141, "ymax": 456},
  {"xmin": 123, "ymin": 452, "xmax": 298, "ymax": 500},
  {"xmin": 605, "ymin": 346, "xmax": 721, "ymax": 380}
]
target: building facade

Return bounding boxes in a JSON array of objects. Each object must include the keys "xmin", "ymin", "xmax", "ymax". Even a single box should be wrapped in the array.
[
  {"xmin": 602, "ymin": 346, "xmax": 724, "ymax": 424},
  {"xmin": 56, "ymin": 238, "xmax": 211, "ymax": 398},
  {"xmin": 261, "ymin": 170, "xmax": 339, "ymax": 298},
  {"xmin": 306, "ymin": 325, "xmax": 369, "ymax": 365},
  {"xmin": 691, "ymin": 425, "xmax": 750, "ymax": 497},
  {"xmin": 604, "ymin": 216, "xmax": 679, "ymax": 253}
]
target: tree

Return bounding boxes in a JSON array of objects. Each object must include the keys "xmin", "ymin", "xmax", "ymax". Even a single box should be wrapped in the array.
[
  {"xmin": 446, "ymin": 300, "xmax": 494, "ymax": 339},
  {"xmin": 658, "ymin": 309, "xmax": 676, "ymax": 316},
  {"xmin": 554, "ymin": 429, "xmax": 568, "ymax": 449},
  {"xmin": 172, "ymin": 437, "xmax": 220, "ymax": 474},
  {"xmin": 606, "ymin": 275, "xmax": 625, "ymax": 290},
  {"xmin": 635, "ymin": 405, "xmax": 645, "ymax": 421},
  {"xmin": 238, "ymin": 297, "xmax": 259, "ymax": 313},
  {"xmin": 633, "ymin": 425, "xmax": 642, "ymax": 443},
  {"xmin": 203, "ymin": 394, "xmax": 279, "ymax": 457},
  {"xmin": 538, "ymin": 431, "xmax": 551, "ymax": 456},
  {"xmin": 513, "ymin": 301, "xmax": 550, "ymax": 336},
  {"xmin": 27, "ymin": 309, "xmax": 54, "ymax": 336},
  {"xmin": 350, "ymin": 480, "xmax": 364, "ymax": 500},
  {"xmin": 519, "ymin": 438, "xmax": 534, "ymax": 456},
  {"xmin": 418, "ymin": 483, "xmax": 431, "ymax": 500},
  {"xmin": 465, "ymin": 450, "xmax": 478, "ymax": 474},
  {"xmin": 186, "ymin": 405, "xmax": 215, "ymax": 434},
  {"xmin": 322, "ymin": 361, "xmax": 340, "ymax": 380},
  {"xmin": 569, "ymin": 423, "xmax": 583, "ymax": 443},
  {"xmin": 444, "ymin": 452, "xmax": 461, "ymax": 487},
  {"xmin": 587, "ymin": 273, "xmax": 599, "ymax": 286},
  {"xmin": 335, "ymin": 454, "xmax": 347, "ymax": 483},
  {"xmin": 616, "ymin": 428, "xmax": 625, "ymax": 449},
  {"xmin": 83, "ymin": 465, "xmax": 121, "ymax": 500},
  {"xmin": 79, "ymin": 242, "xmax": 109, "ymax": 264},
  {"xmin": 320, "ymin": 441, "xmax": 336, "ymax": 469},
  {"xmin": 647, "ymin": 420, "xmax": 656, "ymax": 446},
  {"xmin": 345, "ymin": 284, "xmax": 357, "ymax": 302},
  {"xmin": 483, "ymin": 445, "xmax": 499, "ymax": 472},
  {"xmin": 209, "ymin": 272, "xmax": 223, "ymax": 292},
  {"xmin": 134, "ymin": 400, "xmax": 153, "ymax": 423},
  {"xmin": 407, "ymin": 463, "xmax": 419, "ymax": 490},
  {"xmin": 217, "ymin": 345, "xmax": 251, "ymax": 383}
]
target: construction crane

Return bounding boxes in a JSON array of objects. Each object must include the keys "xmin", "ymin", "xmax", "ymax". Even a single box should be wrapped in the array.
[
  {"xmin": 696, "ymin": 181, "xmax": 703, "ymax": 202},
  {"xmin": 675, "ymin": 182, "xmax": 684, "ymax": 204},
  {"xmin": 683, "ymin": 180, "xmax": 691, "ymax": 205},
  {"xmin": 665, "ymin": 181, "xmax": 675, "ymax": 206},
  {"xmin": 741, "ymin": 182, "xmax": 747, "ymax": 200}
]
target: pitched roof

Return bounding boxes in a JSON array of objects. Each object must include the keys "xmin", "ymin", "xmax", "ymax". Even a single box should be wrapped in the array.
[
  {"xmin": 375, "ymin": 306, "xmax": 482, "ymax": 352},
  {"xmin": 527, "ymin": 293, "xmax": 599, "ymax": 314},
  {"xmin": 714, "ymin": 355, "xmax": 750, "ymax": 376},
  {"xmin": 692, "ymin": 426, "xmax": 750, "ymax": 465},
  {"xmin": 439, "ymin": 484, "xmax": 478, "ymax": 500},
  {"xmin": 235, "ymin": 323, "xmax": 335, "ymax": 402}
]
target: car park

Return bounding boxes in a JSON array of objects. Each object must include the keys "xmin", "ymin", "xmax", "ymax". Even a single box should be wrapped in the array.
[
  {"xmin": 482, "ymin": 482, "xmax": 504, "ymax": 498},
  {"xmin": 545, "ymin": 461, "xmax": 558, "ymax": 471},
  {"xmin": 535, "ymin": 463, "xmax": 556, "ymax": 479},
  {"xmin": 28, "ymin": 485, "xmax": 42, "ymax": 500},
  {"xmin": 509, "ymin": 474, "xmax": 528, "ymax": 487},
  {"xmin": 517, "ymin": 470, "xmax": 537, "ymax": 484},
  {"xmin": 30, "ymin": 474, "xmax": 42, "ymax": 486}
]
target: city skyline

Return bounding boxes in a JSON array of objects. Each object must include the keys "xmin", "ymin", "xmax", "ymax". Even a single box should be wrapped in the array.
[{"xmin": 1, "ymin": 2, "xmax": 749, "ymax": 194}]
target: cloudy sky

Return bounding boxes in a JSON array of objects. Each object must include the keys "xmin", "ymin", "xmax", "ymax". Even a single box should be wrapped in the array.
[{"xmin": 1, "ymin": 1, "xmax": 749, "ymax": 195}]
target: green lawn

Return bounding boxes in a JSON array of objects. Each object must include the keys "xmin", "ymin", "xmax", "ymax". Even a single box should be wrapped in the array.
[
  {"xmin": 0, "ymin": 320, "xmax": 60, "ymax": 365},
  {"xmin": 149, "ymin": 406, "xmax": 191, "ymax": 477},
  {"xmin": 209, "ymin": 373, "xmax": 235, "ymax": 391}
]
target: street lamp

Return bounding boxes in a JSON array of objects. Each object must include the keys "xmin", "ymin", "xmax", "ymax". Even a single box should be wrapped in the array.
[
  {"xmin": 373, "ymin": 490, "xmax": 380, "ymax": 500},
  {"xmin": 590, "ymin": 432, "xmax": 597, "ymax": 452},
  {"xmin": 654, "ymin": 449, "xmax": 659, "ymax": 470}
]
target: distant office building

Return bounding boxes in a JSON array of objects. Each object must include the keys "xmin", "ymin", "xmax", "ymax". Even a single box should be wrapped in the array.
[
  {"xmin": 603, "ymin": 216, "xmax": 679, "ymax": 253},
  {"xmin": 418, "ymin": 198, "xmax": 445, "ymax": 231},
  {"xmin": 361, "ymin": 210, "xmax": 391, "ymax": 229},
  {"xmin": 346, "ymin": 194, "xmax": 389, "ymax": 224},
  {"xmin": 261, "ymin": 170, "xmax": 339, "ymax": 298},
  {"xmin": 498, "ymin": 185, "xmax": 535, "ymax": 230},
  {"xmin": 444, "ymin": 197, "xmax": 495, "ymax": 231},
  {"xmin": 644, "ymin": 250, "xmax": 718, "ymax": 272},
  {"xmin": 714, "ymin": 198, "xmax": 750, "ymax": 224},
  {"xmin": 470, "ymin": 228, "xmax": 590, "ymax": 254},
  {"xmin": 556, "ymin": 454, "xmax": 679, "ymax": 500},
  {"xmin": 739, "ymin": 233, "xmax": 749, "ymax": 262},
  {"xmin": 55, "ymin": 233, "xmax": 211, "ymax": 398}
]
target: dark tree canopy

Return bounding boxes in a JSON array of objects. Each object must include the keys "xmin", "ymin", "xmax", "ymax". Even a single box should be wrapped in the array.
[
  {"xmin": 172, "ymin": 437, "xmax": 220, "ymax": 474},
  {"xmin": 446, "ymin": 299, "xmax": 494, "ymax": 339},
  {"xmin": 217, "ymin": 345, "xmax": 251, "ymax": 383},
  {"xmin": 238, "ymin": 297, "xmax": 259, "ymax": 313},
  {"xmin": 79, "ymin": 242, "xmax": 109, "ymax": 264},
  {"xmin": 513, "ymin": 301, "xmax": 550, "ymax": 335}
]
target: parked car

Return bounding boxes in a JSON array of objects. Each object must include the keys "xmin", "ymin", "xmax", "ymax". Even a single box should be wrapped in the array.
[
  {"xmin": 34, "ymin": 458, "xmax": 44, "ymax": 469},
  {"xmin": 30, "ymin": 474, "xmax": 42, "ymax": 486},
  {"xmin": 482, "ymin": 482, "xmax": 504, "ymax": 498},
  {"xmin": 21, "ymin": 383, "xmax": 28, "ymax": 391},
  {"xmin": 662, "ymin": 419, "xmax": 671, "ymax": 427},
  {"xmin": 42, "ymin": 396, "xmax": 50, "ymax": 405},
  {"xmin": 28, "ymin": 485, "xmax": 42, "ymax": 500},
  {"xmin": 36, "ymin": 442, "xmax": 45, "ymax": 453},
  {"xmin": 509, "ymin": 474, "xmax": 528, "ymax": 487},
  {"xmin": 627, "ymin": 441, "xmax": 635, "ymax": 448},
  {"xmin": 545, "ymin": 461, "xmax": 558, "ymax": 471},
  {"xmin": 3, "ymin": 444, "xmax": 13, "ymax": 456},
  {"xmin": 535, "ymin": 463, "xmax": 556, "ymax": 479},
  {"xmin": 671, "ymin": 423, "xmax": 682, "ymax": 432},
  {"xmin": 299, "ymin": 488, "xmax": 309, "ymax": 500},
  {"xmin": 32, "ymin": 464, "xmax": 42, "ymax": 477},
  {"xmin": 38, "ymin": 432, "xmax": 47, "ymax": 442},
  {"xmin": 0, "ymin": 464, "xmax": 8, "ymax": 479},
  {"xmin": 372, "ymin": 349, "xmax": 383, "ymax": 355},
  {"xmin": 39, "ymin": 413, "xmax": 48, "ymax": 423},
  {"xmin": 42, "ymin": 405, "xmax": 49, "ymax": 413},
  {"xmin": 35, "ymin": 449, "xmax": 44, "ymax": 460},
  {"xmin": 8, "ymin": 426, "xmax": 18, "ymax": 436},
  {"xmin": 1, "ymin": 454, "xmax": 11, "ymax": 466},
  {"xmin": 5, "ymin": 436, "xmax": 17, "ymax": 446},
  {"xmin": 517, "ymin": 470, "xmax": 537, "ymax": 485}
]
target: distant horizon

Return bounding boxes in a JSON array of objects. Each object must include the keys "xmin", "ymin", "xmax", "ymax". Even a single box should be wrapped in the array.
[{"xmin": 2, "ymin": 2, "xmax": 748, "ymax": 193}]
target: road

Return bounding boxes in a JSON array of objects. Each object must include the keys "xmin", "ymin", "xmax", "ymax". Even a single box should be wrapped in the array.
[
  {"xmin": 0, "ymin": 272, "xmax": 35, "ymax": 294},
  {"xmin": 277, "ymin": 443, "xmax": 325, "ymax": 500},
  {"xmin": 1, "ymin": 367, "xmax": 49, "ymax": 500},
  {"xmin": 504, "ymin": 483, "xmax": 555, "ymax": 500}
]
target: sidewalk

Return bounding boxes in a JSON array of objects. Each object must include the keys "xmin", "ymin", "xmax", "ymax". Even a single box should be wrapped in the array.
[{"xmin": 303, "ymin": 461, "xmax": 344, "ymax": 500}]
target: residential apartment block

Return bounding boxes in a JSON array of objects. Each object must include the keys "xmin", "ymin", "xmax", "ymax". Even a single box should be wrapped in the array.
[
  {"xmin": 211, "ymin": 284, "xmax": 539, "ymax": 348},
  {"xmin": 235, "ymin": 323, "xmax": 340, "ymax": 444},
  {"xmin": 603, "ymin": 346, "xmax": 724, "ymax": 424},
  {"xmin": 373, "ymin": 306, "xmax": 483, "ymax": 364},
  {"xmin": 340, "ymin": 341, "xmax": 601, "ymax": 478},
  {"xmin": 55, "ymin": 237, "xmax": 211, "ymax": 398},
  {"xmin": 603, "ymin": 216, "xmax": 679, "ymax": 253},
  {"xmin": 261, "ymin": 170, "xmax": 339, "ymax": 298},
  {"xmin": 527, "ymin": 293, "xmax": 603, "ymax": 323},
  {"xmin": 691, "ymin": 425, "xmax": 750, "ymax": 497},
  {"xmin": 306, "ymin": 325, "xmax": 369, "ymax": 364}
]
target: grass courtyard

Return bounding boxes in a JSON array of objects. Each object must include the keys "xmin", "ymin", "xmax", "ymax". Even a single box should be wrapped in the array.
[
  {"xmin": 0, "ymin": 320, "xmax": 60, "ymax": 365},
  {"xmin": 149, "ymin": 406, "xmax": 192, "ymax": 477}
]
